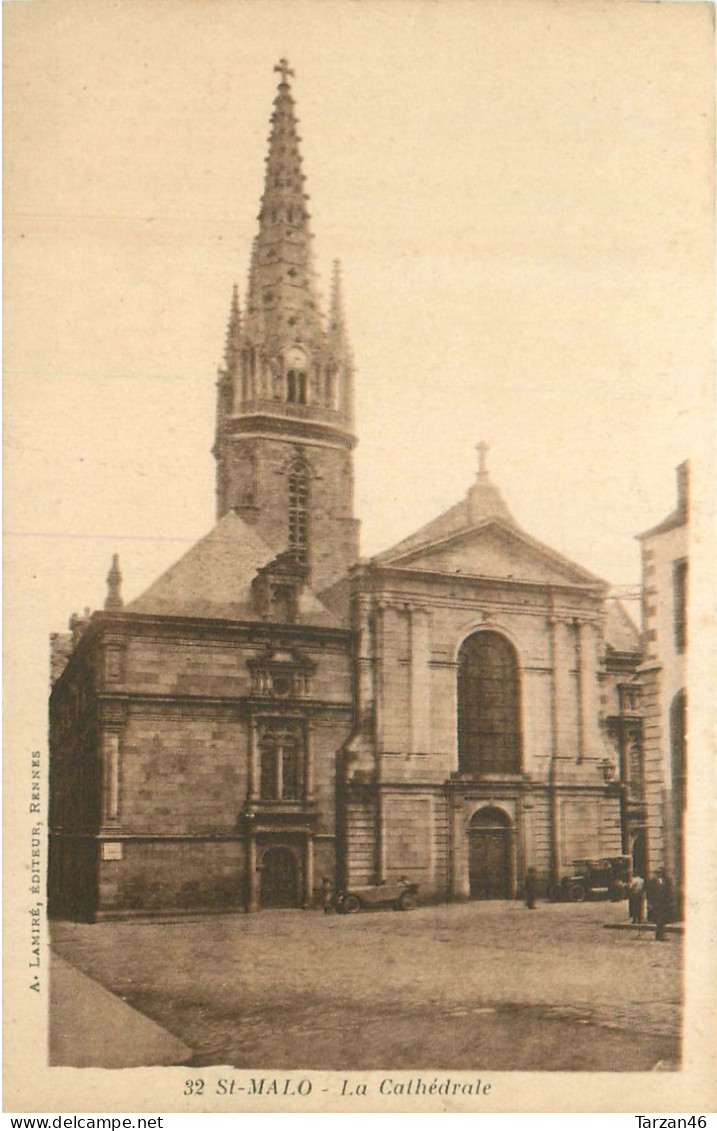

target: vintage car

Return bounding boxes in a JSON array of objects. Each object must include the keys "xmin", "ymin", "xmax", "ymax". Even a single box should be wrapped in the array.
[
  {"xmin": 334, "ymin": 878, "xmax": 418, "ymax": 914},
  {"xmin": 550, "ymin": 856, "xmax": 631, "ymax": 903}
]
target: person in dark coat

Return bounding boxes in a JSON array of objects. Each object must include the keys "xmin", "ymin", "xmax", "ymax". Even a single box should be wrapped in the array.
[
  {"xmin": 646, "ymin": 870, "xmax": 672, "ymax": 941},
  {"xmin": 524, "ymin": 867, "xmax": 538, "ymax": 910},
  {"xmin": 321, "ymin": 876, "xmax": 334, "ymax": 915}
]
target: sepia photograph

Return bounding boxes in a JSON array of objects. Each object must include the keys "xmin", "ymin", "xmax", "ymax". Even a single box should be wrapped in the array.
[{"xmin": 3, "ymin": 0, "xmax": 715, "ymax": 1115}]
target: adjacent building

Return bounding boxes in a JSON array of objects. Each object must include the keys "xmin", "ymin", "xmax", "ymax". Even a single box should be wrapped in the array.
[
  {"xmin": 48, "ymin": 62, "xmax": 642, "ymax": 919},
  {"xmin": 637, "ymin": 463, "xmax": 689, "ymax": 906}
]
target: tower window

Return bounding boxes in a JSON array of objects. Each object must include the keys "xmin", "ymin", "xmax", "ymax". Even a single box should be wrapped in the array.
[
  {"xmin": 288, "ymin": 464, "xmax": 309, "ymax": 567},
  {"xmin": 457, "ymin": 631, "xmax": 521, "ymax": 777},
  {"xmin": 286, "ymin": 369, "xmax": 307, "ymax": 405}
]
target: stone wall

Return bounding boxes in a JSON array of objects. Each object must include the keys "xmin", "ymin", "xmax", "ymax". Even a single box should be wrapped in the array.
[{"xmin": 221, "ymin": 434, "xmax": 359, "ymax": 595}]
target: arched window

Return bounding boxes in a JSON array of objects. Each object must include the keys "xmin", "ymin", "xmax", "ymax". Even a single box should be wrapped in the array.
[
  {"xmin": 286, "ymin": 369, "xmax": 307, "ymax": 405},
  {"xmin": 457, "ymin": 631, "xmax": 521, "ymax": 776},
  {"xmin": 288, "ymin": 462, "xmax": 309, "ymax": 567}
]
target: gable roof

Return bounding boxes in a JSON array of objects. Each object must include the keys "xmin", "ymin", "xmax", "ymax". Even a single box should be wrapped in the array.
[
  {"xmin": 374, "ymin": 474, "xmax": 515, "ymax": 564},
  {"xmin": 374, "ymin": 473, "xmax": 606, "ymax": 590},
  {"xmin": 127, "ymin": 510, "xmax": 341, "ymax": 627}
]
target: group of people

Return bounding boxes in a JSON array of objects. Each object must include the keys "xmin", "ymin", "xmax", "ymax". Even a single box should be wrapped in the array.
[
  {"xmin": 628, "ymin": 869, "xmax": 675, "ymax": 940},
  {"xmin": 523, "ymin": 866, "xmax": 675, "ymax": 941}
]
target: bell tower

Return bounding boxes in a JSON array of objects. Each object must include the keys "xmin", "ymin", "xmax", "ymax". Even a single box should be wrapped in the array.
[{"xmin": 214, "ymin": 61, "xmax": 359, "ymax": 596}]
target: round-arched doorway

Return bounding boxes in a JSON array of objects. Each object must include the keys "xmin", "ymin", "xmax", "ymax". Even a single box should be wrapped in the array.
[
  {"xmin": 468, "ymin": 807, "xmax": 514, "ymax": 899},
  {"xmin": 259, "ymin": 846, "xmax": 300, "ymax": 908}
]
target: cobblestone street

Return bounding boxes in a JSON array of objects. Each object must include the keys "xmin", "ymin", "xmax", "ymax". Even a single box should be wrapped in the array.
[{"xmin": 50, "ymin": 900, "xmax": 681, "ymax": 1072}]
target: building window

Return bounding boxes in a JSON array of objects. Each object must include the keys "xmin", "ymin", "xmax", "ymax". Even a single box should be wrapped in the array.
[
  {"xmin": 670, "ymin": 690, "xmax": 687, "ymax": 811},
  {"xmin": 288, "ymin": 464, "xmax": 309, "ymax": 567},
  {"xmin": 259, "ymin": 724, "xmax": 303, "ymax": 800},
  {"xmin": 271, "ymin": 583, "xmax": 296, "ymax": 623},
  {"xmin": 673, "ymin": 559, "xmax": 688, "ymax": 653},
  {"xmin": 457, "ymin": 631, "xmax": 521, "ymax": 777},
  {"xmin": 102, "ymin": 732, "xmax": 120, "ymax": 823}
]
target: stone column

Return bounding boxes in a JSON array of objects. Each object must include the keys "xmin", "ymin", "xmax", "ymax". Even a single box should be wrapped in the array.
[
  {"xmin": 451, "ymin": 801, "xmax": 470, "ymax": 899},
  {"xmin": 246, "ymin": 833, "xmax": 258, "ymax": 913},
  {"xmin": 575, "ymin": 619, "xmax": 585, "ymax": 763},
  {"xmin": 549, "ymin": 611, "xmax": 570, "ymax": 761},
  {"xmin": 248, "ymin": 713, "xmax": 259, "ymax": 801},
  {"xmin": 304, "ymin": 718, "xmax": 314, "ymax": 801},
  {"xmin": 548, "ymin": 598, "xmax": 563, "ymax": 884},
  {"xmin": 409, "ymin": 607, "xmax": 432, "ymax": 754},
  {"xmin": 578, "ymin": 618, "xmax": 601, "ymax": 761},
  {"xmin": 304, "ymin": 836, "xmax": 314, "ymax": 908},
  {"xmin": 377, "ymin": 790, "xmax": 388, "ymax": 882},
  {"xmin": 373, "ymin": 602, "xmax": 386, "ymax": 757}
]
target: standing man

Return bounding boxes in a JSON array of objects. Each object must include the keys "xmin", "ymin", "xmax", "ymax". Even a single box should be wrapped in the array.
[
  {"xmin": 646, "ymin": 870, "xmax": 671, "ymax": 941},
  {"xmin": 524, "ymin": 867, "xmax": 539, "ymax": 910}
]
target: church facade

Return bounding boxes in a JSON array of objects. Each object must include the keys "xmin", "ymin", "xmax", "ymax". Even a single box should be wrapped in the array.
[{"xmin": 48, "ymin": 62, "xmax": 639, "ymax": 919}]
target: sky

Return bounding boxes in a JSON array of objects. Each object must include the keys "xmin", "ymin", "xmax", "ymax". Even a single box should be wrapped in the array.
[{"xmin": 4, "ymin": 0, "xmax": 714, "ymax": 751}]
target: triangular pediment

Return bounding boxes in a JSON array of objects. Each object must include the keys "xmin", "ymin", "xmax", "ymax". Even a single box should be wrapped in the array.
[{"xmin": 378, "ymin": 518, "xmax": 605, "ymax": 589}]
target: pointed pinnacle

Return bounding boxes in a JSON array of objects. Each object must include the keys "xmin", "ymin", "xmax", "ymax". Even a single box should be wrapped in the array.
[
  {"xmin": 224, "ymin": 284, "xmax": 241, "ymax": 367},
  {"xmin": 105, "ymin": 553, "xmax": 123, "ymax": 611},
  {"xmin": 329, "ymin": 260, "xmax": 344, "ymax": 331}
]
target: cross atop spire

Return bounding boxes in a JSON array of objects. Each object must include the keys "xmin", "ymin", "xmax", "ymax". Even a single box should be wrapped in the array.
[
  {"xmin": 274, "ymin": 58, "xmax": 295, "ymax": 85},
  {"xmin": 476, "ymin": 441, "xmax": 489, "ymax": 479}
]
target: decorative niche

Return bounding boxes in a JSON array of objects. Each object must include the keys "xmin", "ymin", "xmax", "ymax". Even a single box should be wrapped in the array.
[{"xmin": 247, "ymin": 646, "xmax": 315, "ymax": 699}]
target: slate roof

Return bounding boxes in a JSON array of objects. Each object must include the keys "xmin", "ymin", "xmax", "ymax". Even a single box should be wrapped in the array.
[
  {"xmin": 604, "ymin": 598, "xmax": 641, "ymax": 654},
  {"xmin": 637, "ymin": 506, "xmax": 688, "ymax": 540},
  {"xmin": 127, "ymin": 510, "xmax": 341, "ymax": 627}
]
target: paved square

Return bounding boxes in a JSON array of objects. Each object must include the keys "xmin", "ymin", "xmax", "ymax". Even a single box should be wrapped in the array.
[{"xmin": 50, "ymin": 901, "xmax": 681, "ymax": 1071}]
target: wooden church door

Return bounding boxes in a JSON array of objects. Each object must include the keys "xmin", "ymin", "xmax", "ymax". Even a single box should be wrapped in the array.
[{"xmin": 260, "ymin": 846, "xmax": 300, "ymax": 908}]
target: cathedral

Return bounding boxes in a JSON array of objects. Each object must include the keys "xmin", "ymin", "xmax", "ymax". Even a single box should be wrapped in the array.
[{"xmin": 48, "ymin": 62, "xmax": 640, "ymax": 919}]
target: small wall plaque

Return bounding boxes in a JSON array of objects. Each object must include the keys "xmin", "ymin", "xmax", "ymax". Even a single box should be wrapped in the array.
[{"xmin": 101, "ymin": 842, "xmax": 123, "ymax": 861}]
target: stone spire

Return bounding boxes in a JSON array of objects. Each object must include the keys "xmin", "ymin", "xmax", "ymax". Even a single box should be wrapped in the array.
[
  {"xmin": 212, "ymin": 62, "xmax": 360, "ymax": 595},
  {"xmin": 243, "ymin": 59, "xmax": 323, "ymax": 359},
  {"xmin": 104, "ymin": 554, "xmax": 123, "ymax": 611}
]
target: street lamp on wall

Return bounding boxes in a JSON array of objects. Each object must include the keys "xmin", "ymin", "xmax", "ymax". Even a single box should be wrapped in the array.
[{"xmin": 600, "ymin": 758, "xmax": 617, "ymax": 783}]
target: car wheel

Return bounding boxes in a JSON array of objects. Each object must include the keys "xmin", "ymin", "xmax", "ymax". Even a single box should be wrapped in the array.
[
  {"xmin": 397, "ymin": 891, "xmax": 415, "ymax": 911},
  {"xmin": 342, "ymin": 894, "xmax": 361, "ymax": 914},
  {"xmin": 568, "ymin": 883, "xmax": 586, "ymax": 903}
]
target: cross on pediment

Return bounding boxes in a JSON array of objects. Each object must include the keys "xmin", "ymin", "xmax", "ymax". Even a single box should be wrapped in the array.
[{"xmin": 274, "ymin": 59, "xmax": 295, "ymax": 84}]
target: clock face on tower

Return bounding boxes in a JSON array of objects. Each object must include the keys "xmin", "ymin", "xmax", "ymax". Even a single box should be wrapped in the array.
[{"xmin": 284, "ymin": 346, "xmax": 308, "ymax": 372}]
